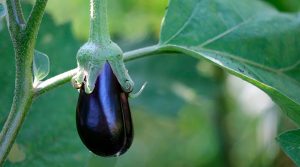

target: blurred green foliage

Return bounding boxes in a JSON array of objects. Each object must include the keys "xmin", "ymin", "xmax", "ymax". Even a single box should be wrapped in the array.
[
  {"xmin": 28, "ymin": 0, "xmax": 167, "ymax": 41},
  {"xmin": 264, "ymin": 0, "xmax": 300, "ymax": 12},
  {"xmin": 0, "ymin": 0, "xmax": 297, "ymax": 166}
]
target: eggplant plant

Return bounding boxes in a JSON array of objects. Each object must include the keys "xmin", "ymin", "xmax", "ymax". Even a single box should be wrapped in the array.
[{"xmin": 0, "ymin": 0, "xmax": 300, "ymax": 166}]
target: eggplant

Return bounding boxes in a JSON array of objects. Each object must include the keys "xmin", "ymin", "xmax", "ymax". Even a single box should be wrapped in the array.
[{"xmin": 76, "ymin": 62, "xmax": 133, "ymax": 157}]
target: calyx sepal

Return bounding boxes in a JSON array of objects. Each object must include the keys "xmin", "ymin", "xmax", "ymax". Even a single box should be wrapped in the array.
[{"xmin": 72, "ymin": 41, "xmax": 134, "ymax": 94}]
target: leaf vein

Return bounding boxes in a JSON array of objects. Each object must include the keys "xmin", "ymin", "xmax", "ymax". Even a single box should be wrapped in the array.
[
  {"xmin": 198, "ymin": 48, "xmax": 279, "ymax": 73},
  {"xmin": 197, "ymin": 48, "xmax": 300, "ymax": 87},
  {"xmin": 278, "ymin": 60, "xmax": 300, "ymax": 73},
  {"xmin": 199, "ymin": 17, "xmax": 253, "ymax": 47},
  {"xmin": 161, "ymin": 0, "xmax": 201, "ymax": 45}
]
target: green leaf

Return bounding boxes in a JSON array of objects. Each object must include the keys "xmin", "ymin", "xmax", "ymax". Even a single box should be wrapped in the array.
[
  {"xmin": 277, "ymin": 130, "xmax": 300, "ymax": 166},
  {"xmin": 159, "ymin": 0, "xmax": 300, "ymax": 124},
  {"xmin": 33, "ymin": 50, "xmax": 50, "ymax": 81}
]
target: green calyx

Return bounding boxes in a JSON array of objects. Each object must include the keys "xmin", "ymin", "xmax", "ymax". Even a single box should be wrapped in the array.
[
  {"xmin": 72, "ymin": 41, "xmax": 134, "ymax": 93},
  {"xmin": 72, "ymin": 0, "xmax": 134, "ymax": 94}
]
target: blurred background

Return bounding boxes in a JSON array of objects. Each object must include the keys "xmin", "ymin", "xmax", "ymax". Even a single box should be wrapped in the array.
[{"xmin": 0, "ymin": 0, "xmax": 299, "ymax": 166}]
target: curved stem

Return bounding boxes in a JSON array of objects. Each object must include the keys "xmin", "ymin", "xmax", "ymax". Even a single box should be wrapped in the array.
[
  {"xmin": 0, "ymin": 62, "xmax": 33, "ymax": 165},
  {"xmin": 123, "ymin": 45, "xmax": 160, "ymax": 61},
  {"xmin": 25, "ymin": 0, "xmax": 48, "ymax": 48},
  {"xmin": 8, "ymin": 0, "xmax": 25, "ymax": 25},
  {"xmin": 0, "ymin": 87, "xmax": 33, "ymax": 166},
  {"xmin": 34, "ymin": 69, "xmax": 78, "ymax": 97},
  {"xmin": 6, "ymin": 0, "xmax": 26, "ymax": 40}
]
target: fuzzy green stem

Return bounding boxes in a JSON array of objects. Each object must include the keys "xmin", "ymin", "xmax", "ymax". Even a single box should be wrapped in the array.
[
  {"xmin": 34, "ymin": 69, "xmax": 78, "ymax": 97},
  {"xmin": 7, "ymin": 0, "xmax": 25, "ymax": 25},
  {"xmin": 123, "ymin": 45, "xmax": 161, "ymax": 61},
  {"xmin": 0, "ymin": 0, "xmax": 48, "ymax": 165},
  {"xmin": 6, "ymin": 0, "xmax": 25, "ymax": 40},
  {"xmin": 24, "ymin": 0, "xmax": 48, "ymax": 55},
  {"xmin": 0, "ymin": 38, "xmax": 34, "ymax": 164},
  {"xmin": 0, "ymin": 65, "xmax": 33, "ymax": 166},
  {"xmin": 89, "ymin": 0, "xmax": 110, "ymax": 44}
]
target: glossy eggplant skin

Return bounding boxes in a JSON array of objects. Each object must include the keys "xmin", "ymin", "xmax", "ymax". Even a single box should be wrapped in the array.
[{"xmin": 76, "ymin": 62, "xmax": 133, "ymax": 157}]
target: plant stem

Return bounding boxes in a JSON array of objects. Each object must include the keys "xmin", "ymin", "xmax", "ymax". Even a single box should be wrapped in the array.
[
  {"xmin": 7, "ymin": 0, "xmax": 25, "ymax": 25},
  {"xmin": 0, "ymin": 68, "xmax": 33, "ymax": 166},
  {"xmin": 0, "ymin": 0, "xmax": 48, "ymax": 165},
  {"xmin": 25, "ymin": 0, "xmax": 48, "ymax": 48},
  {"xmin": 0, "ymin": 35, "xmax": 34, "ymax": 165},
  {"xmin": 89, "ymin": 0, "xmax": 110, "ymax": 45},
  {"xmin": 34, "ymin": 69, "xmax": 78, "ymax": 97},
  {"xmin": 123, "ymin": 45, "xmax": 160, "ymax": 61},
  {"xmin": 34, "ymin": 45, "xmax": 162, "ymax": 96},
  {"xmin": 5, "ymin": 0, "xmax": 25, "ymax": 40}
]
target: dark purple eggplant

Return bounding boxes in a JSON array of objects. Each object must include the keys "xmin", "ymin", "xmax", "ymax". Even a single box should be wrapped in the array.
[{"xmin": 76, "ymin": 62, "xmax": 133, "ymax": 157}]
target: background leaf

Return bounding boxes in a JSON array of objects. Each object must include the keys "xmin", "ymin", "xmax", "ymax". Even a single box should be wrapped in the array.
[
  {"xmin": 159, "ymin": 0, "xmax": 300, "ymax": 125},
  {"xmin": 277, "ymin": 130, "xmax": 300, "ymax": 166},
  {"xmin": 0, "ymin": 3, "xmax": 5, "ymax": 17},
  {"xmin": 0, "ymin": 2, "xmax": 6, "ymax": 31},
  {"xmin": 264, "ymin": 0, "xmax": 300, "ymax": 12},
  {"xmin": 33, "ymin": 50, "xmax": 50, "ymax": 81}
]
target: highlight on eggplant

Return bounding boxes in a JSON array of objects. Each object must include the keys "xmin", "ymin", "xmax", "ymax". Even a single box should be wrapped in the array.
[{"xmin": 76, "ymin": 62, "xmax": 133, "ymax": 157}]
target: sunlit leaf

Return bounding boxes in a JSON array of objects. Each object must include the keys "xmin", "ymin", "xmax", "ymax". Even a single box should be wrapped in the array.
[
  {"xmin": 33, "ymin": 50, "xmax": 50, "ymax": 81},
  {"xmin": 159, "ymin": 0, "xmax": 300, "ymax": 125}
]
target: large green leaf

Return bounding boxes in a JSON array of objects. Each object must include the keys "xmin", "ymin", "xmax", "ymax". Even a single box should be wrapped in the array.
[
  {"xmin": 277, "ymin": 129, "xmax": 300, "ymax": 166},
  {"xmin": 159, "ymin": 0, "xmax": 300, "ymax": 125}
]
